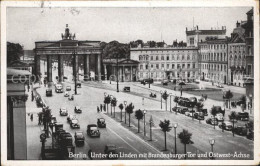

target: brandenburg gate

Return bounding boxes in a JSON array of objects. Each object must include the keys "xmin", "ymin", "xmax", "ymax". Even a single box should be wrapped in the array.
[{"xmin": 34, "ymin": 24, "xmax": 102, "ymax": 82}]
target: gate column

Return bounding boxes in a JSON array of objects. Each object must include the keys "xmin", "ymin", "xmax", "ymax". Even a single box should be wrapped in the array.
[
  {"xmin": 84, "ymin": 54, "xmax": 90, "ymax": 81},
  {"xmin": 58, "ymin": 55, "xmax": 64, "ymax": 82},
  {"xmin": 47, "ymin": 55, "xmax": 52, "ymax": 83},
  {"xmin": 34, "ymin": 54, "xmax": 41, "ymax": 81},
  {"xmin": 97, "ymin": 54, "xmax": 101, "ymax": 81}
]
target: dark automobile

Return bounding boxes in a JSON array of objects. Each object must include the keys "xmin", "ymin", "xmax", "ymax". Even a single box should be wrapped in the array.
[
  {"xmin": 123, "ymin": 86, "xmax": 130, "ymax": 92},
  {"xmin": 74, "ymin": 131, "xmax": 85, "ymax": 145},
  {"xmin": 172, "ymin": 106, "xmax": 180, "ymax": 113},
  {"xmin": 233, "ymin": 126, "xmax": 247, "ymax": 136},
  {"xmin": 236, "ymin": 112, "xmax": 249, "ymax": 121},
  {"xmin": 141, "ymin": 79, "xmax": 154, "ymax": 85},
  {"xmin": 70, "ymin": 119, "xmax": 80, "ymax": 129},
  {"xmin": 161, "ymin": 79, "xmax": 169, "ymax": 86},
  {"xmin": 74, "ymin": 106, "xmax": 82, "ymax": 113},
  {"xmin": 180, "ymin": 108, "xmax": 188, "ymax": 114},
  {"xmin": 246, "ymin": 129, "xmax": 254, "ymax": 140},
  {"xmin": 87, "ymin": 124, "xmax": 100, "ymax": 137},
  {"xmin": 68, "ymin": 94, "xmax": 74, "ymax": 101},
  {"xmin": 46, "ymin": 89, "xmax": 52, "ymax": 97},
  {"xmin": 49, "ymin": 116, "xmax": 57, "ymax": 127},
  {"xmin": 77, "ymin": 82, "xmax": 81, "ymax": 88},
  {"xmin": 60, "ymin": 107, "xmax": 68, "ymax": 116},
  {"xmin": 218, "ymin": 121, "xmax": 233, "ymax": 131},
  {"xmin": 67, "ymin": 114, "xmax": 77, "ymax": 123},
  {"xmin": 97, "ymin": 118, "xmax": 106, "ymax": 128},
  {"xmin": 206, "ymin": 118, "xmax": 218, "ymax": 125},
  {"xmin": 149, "ymin": 92, "xmax": 157, "ymax": 98},
  {"xmin": 104, "ymin": 144, "xmax": 119, "ymax": 159},
  {"xmin": 66, "ymin": 86, "xmax": 71, "ymax": 91},
  {"xmin": 194, "ymin": 112, "xmax": 204, "ymax": 120},
  {"xmin": 201, "ymin": 109, "xmax": 208, "ymax": 116}
]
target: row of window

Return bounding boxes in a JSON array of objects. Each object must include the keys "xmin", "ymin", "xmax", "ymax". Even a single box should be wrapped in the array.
[
  {"xmin": 137, "ymin": 50, "xmax": 197, "ymax": 53},
  {"xmin": 201, "ymin": 52, "xmax": 227, "ymax": 61},
  {"xmin": 140, "ymin": 63, "xmax": 196, "ymax": 70},
  {"xmin": 139, "ymin": 54, "xmax": 196, "ymax": 61},
  {"xmin": 200, "ymin": 44, "xmax": 227, "ymax": 50},
  {"xmin": 140, "ymin": 71, "xmax": 196, "ymax": 78},
  {"xmin": 201, "ymin": 63, "xmax": 227, "ymax": 71}
]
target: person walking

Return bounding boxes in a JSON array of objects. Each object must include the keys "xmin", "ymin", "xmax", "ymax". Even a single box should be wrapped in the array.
[
  {"xmin": 100, "ymin": 104, "xmax": 103, "ymax": 112},
  {"xmin": 97, "ymin": 106, "xmax": 100, "ymax": 113},
  {"xmin": 104, "ymin": 104, "xmax": 106, "ymax": 112},
  {"xmin": 31, "ymin": 91, "xmax": 34, "ymax": 101}
]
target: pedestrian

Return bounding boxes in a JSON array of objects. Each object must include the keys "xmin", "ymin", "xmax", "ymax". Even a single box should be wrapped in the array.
[
  {"xmin": 97, "ymin": 106, "xmax": 100, "ymax": 113},
  {"xmin": 30, "ymin": 114, "xmax": 33, "ymax": 122},
  {"xmin": 104, "ymin": 104, "xmax": 106, "ymax": 112},
  {"xmin": 100, "ymin": 104, "xmax": 103, "ymax": 112},
  {"xmin": 31, "ymin": 91, "xmax": 34, "ymax": 101}
]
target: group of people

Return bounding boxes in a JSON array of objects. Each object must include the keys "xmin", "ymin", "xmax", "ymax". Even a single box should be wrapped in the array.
[{"xmin": 97, "ymin": 104, "xmax": 107, "ymax": 113}]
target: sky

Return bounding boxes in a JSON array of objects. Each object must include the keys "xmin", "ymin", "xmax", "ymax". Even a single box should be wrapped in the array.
[{"xmin": 7, "ymin": 7, "xmax": 252, "ymax": 50}]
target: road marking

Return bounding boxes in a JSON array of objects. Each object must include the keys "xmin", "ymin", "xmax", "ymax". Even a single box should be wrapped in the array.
[{"xmin": 126, "ymin": 137, "xmax": 133, "ymax": 142}]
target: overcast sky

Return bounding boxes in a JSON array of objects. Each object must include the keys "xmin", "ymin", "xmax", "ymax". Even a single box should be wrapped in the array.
[{"xmin": 7, "ymin": 7, "xmax": 251, "ymax": 50}]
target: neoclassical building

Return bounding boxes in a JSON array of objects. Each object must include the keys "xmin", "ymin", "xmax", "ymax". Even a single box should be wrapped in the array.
[
  {"xmin": 130, "ymin": 45, "xmax": 199, "ymax": 81},
  {"xmin": 199, "ymin": 39, "xmax": 228, "ymax": 84}
]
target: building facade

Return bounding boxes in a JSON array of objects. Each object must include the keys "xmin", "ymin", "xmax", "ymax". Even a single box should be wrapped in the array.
[
  {"xmin": 130, "ymin": 46, "xmax": 199, "ymax": 81},
  {"xmin": 199, "ymin": 39, "xmax": 228, "ymax": 84}
]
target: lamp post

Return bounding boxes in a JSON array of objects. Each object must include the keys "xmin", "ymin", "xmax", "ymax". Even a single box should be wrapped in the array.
[
  {"xmin": 124, "ymin": 101, "xmax": 127, "ymax": 124},
  {"xmin": 73, "ymin": 50, "xmax": 77, "ymax": 95},
  {"xmin": 116, "ymin": 54, "xmax": 119, "ymax": 92},
  {"xmin": 169, "ymin": 93, "xmax": 172, "ymax": 112},
  {"xmin": 209, "ymin": 139, "xmax": 215, "ymax": 159},
  {"xmin": 174, "ymin": 123, "xmax": 178, "ymax": 155},
  {"xmin": 160, "ymin": 90, "xmax": 163, "ymax": 109},
  {"xmin": 146, "ymin": 61, "xmax": 151, "ymax": 89},
  {"xmin": 110, "ymin": 95, "xmax": 114, "ymax": 116},
  {"xmin": 143, "ymin": 109, "xmax": 147, "ymax": 136}
]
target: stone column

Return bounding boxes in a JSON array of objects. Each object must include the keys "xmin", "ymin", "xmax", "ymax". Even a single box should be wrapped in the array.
[
  {"xmin": 58, "ymin": 55, "xmax": 64, "ymax": 82},
  {"xmin": 73, "ymin": 54, "xmax": 79, "ymax": 81},
  {"xmin": 47, "ymin": 55, "xmax": 52, "ymax": 83},
  {"xmin": 122, "ymin": 65, "xmax": 125, "ymax": 82},
  {"xmin": 104, "ymin": 64, "xmax": 107, "ymax": 80},
  {"xmin": 34, "ymin": 54, "xmax": 41, "ymax": 81},
  {"xmin": 97, "ymin": 54, "xmax": 101, "ymax": 81},
  {"xmin": 130, "ymin": 66, "xmax": 133, "ymax": 81},
  {"xmin": 84, "ymin": 55, "xmax": 90, "ymax": 81}
]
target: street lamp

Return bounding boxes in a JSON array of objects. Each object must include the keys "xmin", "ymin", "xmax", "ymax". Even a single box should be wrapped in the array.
[
  {"xmin": 209, "ymin": 139, "xmax": 215, "ymax": 159},
  {"xmin": 160, "ymin": 90, "xmax": 163, "ymax": 109},
  {"xmin": 173, "ymin": 123, "xmax": 178, "ymax": 155},
  {"xmin": 124, "ymin": 101, "xmax": 127, "ymax": 124},
  {"xmin": 169, "ymin": 93, "xmax": 172, "ymax": 112},
  {"xmin": 143, "ymin": 109, "xmax": 147, "ymax": 136},
  {"xmin": 116, "ymin": 54, "xmax": 119, "ymax": 92}
]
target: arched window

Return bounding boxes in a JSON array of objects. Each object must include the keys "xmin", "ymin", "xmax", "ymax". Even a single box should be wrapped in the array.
[{"xmin": 161, "ymin": 56, "xmax": 164, "ymax": 60}]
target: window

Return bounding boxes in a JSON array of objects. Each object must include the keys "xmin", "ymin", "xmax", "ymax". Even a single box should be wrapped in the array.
[
  {"xmin": 172, "ymin": 55, "xmax": 175, "ymax": 60},
  {"xmin": 167, "ymin": 64, "xmax": 170, "ymax": 69},
  {"xmin": 172, "ymin": 64, "xmax": 175, "ymax": 69},
  {"xmin": 140, "ymin": 65, "xmax": 143, "ymax": 70},
  {"xmin": 140, "ymin": 73, "xmax": 143, "ymax": 78},
  {"xmin": 190, "ymin": 37, "xmax": 194, "ymax": 45},
  {"xmin": 187, "ymin": 72, "xmax": 190, "ymax": 78},
  {"xmin": 220, "ymin": 53, "xmax": 223, "ymax": 61},
  {"xmin": 177, "ymin": 55, "xmax": 179, "ymax": 60},
  {"xmin": 161, "ymin": 56, "xmax": 164, "ymax": 60},
  {"xmin": 187, "ymin": 64, "xmax": 190, "ymax": 69},
  {"xmin": 193, "ymin": 63, "xmax": 196, "ymax": 68},
  {"xmin": 156, "ymin": 56, "xmax": 159, "ymax": 60},
  {"xmin": 151, "ymin": 72, "xmax": 154, "ymax": 78},
  {"xmin": 187, "ymin": 55, "xmax": 190, "ymax": 60},
  {"xmin": 156, "ymin": 64, "xmax": 159, "ymax": 69},
  {"xmin": 161, "ymin": 64, "xmax": 164, "ymax": 69},
  {"xmin": 247, "ymin": 64, "xmax": 252, "ymax": 76},
  {"xmin": 182, "ymin": 64, "xmax": 185, "ymax": 68},
  {"xmin": 146, "ymin": 64, "xmax": 148, "ymax": 70},
  {"xmin": 182, "ymin": 55, "xmax": 185, "ymax": 60},
  {"xmin": 167, "ymin": 56, "xmax": 169, "ymax": 60},
  {"xmin": 221, "ymin": 65, "xmax": 223, "ymax": 71},
  {"xmin": 151, "ymin": 64, "xmax": 154, "ymax": 69},
  {"xmin": 139, "ymin": 55, "xmax": 142, "ymax": 61},
  {"xmin": 151, "ymin": 56, "xmax": 153, "ymax": 61},
  {"xmin": 177, "ymin": 64, "xmax": 181, "ymax": 69}
]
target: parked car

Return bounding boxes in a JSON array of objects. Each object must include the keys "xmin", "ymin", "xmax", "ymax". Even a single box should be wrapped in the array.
[
  {"xmin": 161, "ymin": 79, "xmax": 169, "ymax": 85},
  {"xmin": 185, "ymin": 110, "xmax": 195, "ymax": 117},
  {"xmin": 68, "ymin": 94, "xmax": 74, "ymax": 101},
  {"xmin": 211, "ymin": 113, "xmax": 224, "ymax": 122},
  {"xmin": 97, "ymin": 118, "xmax": 106, "ymax": 128},
  {"xmin": 233, "ymin": 126, "xmax": 247, "ymax": 136},
  {"xmin": 74, "ymin": 131, "xmax": 85, "ymax": 145},
  {"xmin": 70, "ymin": 119, "xmax": 80, "ymax": 129},
  {"xmin": 60, "ymin": 107, "xmax": 68, "ymax": 116},
  {"xmin": 201, "ymin": 109, "xmax": 208, "ymax": 116},
  {"xmin": 67, "ymin": 114, "xmax": 77, "ymax": 123},
  {"xmin": 141, "ymin": 78, "xmax": 154, "ymax": 85},
  {"xmin": 55, "ymin": 84, "xmax": 63, "ymax": 93},
  {"xmin": 236, "ymin": 112, "xmax": 249, "ymax": 121},
  {"xmin": 64, "ymin": 91, "xmax": 69, "ymax": 97},
  {"xmin": 194, "ymin": 112, "xmax": 204, "ymax": 120},
  {"xmin": 180, "ymin": 108, "xmax": 189, "ymax": 114},
  {"xmin": 206, "ymin": 118, "xmax": 218, "ymax": 125},
  {"xmin": 246, "ymin": 128, "xmax": 254, "ymax": 140},
  {"xmin": 87, "ymin": 124, "xmax": 100, "ymax": 137},
  {"xmin": 172, "ymin": 106, "xmax": 181, "ymax": 113},
  {"xmin": 218, "ymin": 121, "xmax": 233, "ymax": 131},
  {"xmin": 149, "ymin": 92, "xmax": 157, "ymax": 98},
  {"xmin": 123, "ymin": 86, "xmax": 130, "ymax": 92},
  {"xmin": 104, "ymin": 144, "xmax": 119, "ymax": 159},
  {"xmin": 66, "ymin": 86, "xmax": 71, "ymax": 91},
  {"xmin": 74, "ymin": 106, "xmax": 82, "ymax": 113},
  {"xmin": 216, "ymin": 83, "xmax": 224, "ymax": 88},
  {"xmin": 46, "ymin": 89, "xmax": 52, "ymax": 97}
]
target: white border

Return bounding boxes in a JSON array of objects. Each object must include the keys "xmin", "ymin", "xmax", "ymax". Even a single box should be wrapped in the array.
[{"xmin": 1, "ymin": 0, "xmax": 259, "ymax": 165}]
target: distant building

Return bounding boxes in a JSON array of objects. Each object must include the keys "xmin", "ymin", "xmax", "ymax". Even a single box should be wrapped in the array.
[
  {"xmin": 186, "ymin": 25, "xmax": 226, "ymax": 47},
  {"xmin": 130, "ymin": 43, "xmax": 199, "ymax": 81},
  {"xmin": 199, "ymin": 39, "xmax": 228, "ymax": 84}
]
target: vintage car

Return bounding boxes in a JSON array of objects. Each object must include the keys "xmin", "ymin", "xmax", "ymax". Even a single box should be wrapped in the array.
[
  {"xmin": 218, "ymin": 121, "xmax": 233, "ymax": 131},
  {"xmin": 211, "ymin": 113, "xmax": 224, "ymax": 122},
  {"xmin": 64, "ymin": 91, "xmax": 69, "ymax": 97},
  {"xmin": 60, "ymin": 107, "xmax": 68, "ymax": 116},
  {"xmin": 55, "ymin": 84, "xmax": 63, "ymax": 93},
  {"xmin": 123, "ymin": 86, "xmax": 130, "ymax": 92},
  {"xmin": 206, "ymin": 118, "xmax": 218, "ymax": 125},
  {"xmin": 87, "ymin": 124, "xmax": 100, "ymax": 137},
  {"xmin": 67, "ymin": 114, "xmax": 77, "ymax": 123},
  {"xmin": 104, "ymin": 144, "xmax": 119, "ymax": 159},
  {"xmin": 46, "ymin": 89, "xmax": 52, "ymax": 97},
  {"xmin": 141, "ymin": 78, "xmax": 154, "ymax": 85},
  {"xmin": 74, "ymin": 131, "xmax": 85, "ymax": 145},
  {"xmin": 236, "ymin": 112, "xmax": 249, "ymax": 121},
  {"xmin": 233, "ymin": 126, "xmax": 247, "ymax": 136},
  {"xmin": 185, "ymin": 110, "xmax": 195, "ymax": 117},
  {"xmin": 66, "ymin": 86, "xmax": 71, "ymax": 91},
  {"xmin": 180, "ymin": 107, "xmax": 189, "ymax": 114},
  {"xmin": 194, "ymin": 112, "xmax": 204, "ymax": 120},
  {"xmin": 149, "ymin": 92, "xmax": 157, "ymax": 98},
  {"xmin": 70, "ymin": 119, "xmax": 80, "ymax": 129},
  {"xmin": 97, "ymin": 118, "xmax": 106, "ymax": 128},
  {"xmin": 161, "ymin": 79, "xmax": 169, "ymax": 86},
  {"xmin": 74, "ymin": 106, "xmax": 82, "ymax": 113}
]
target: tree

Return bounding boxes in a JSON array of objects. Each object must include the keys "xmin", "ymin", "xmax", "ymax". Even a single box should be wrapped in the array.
[
  {"xmin": 118, "ymin": 103, "xmax": 124, "ymax": 122},
  {"xmin": 42, "ymin": 106, "xmax": 52, "ymax": 137},
  {"xmin": 125, "ymin": 103, "xmax": 134, "ymax": 127},
  {"xmin": 147, "ymin": 41, "xmax": 156, "ymax": 48},
  {"xmin": 178, "ymin": 129, "xmax": 193, "ymax": 159},
  {"xmin": 104, "ymin": 95, "xmax": 111, "ymax": 113},
  {"xmin": 135, "ymin": 109, "xmax": 144, "ymax": 133},
  {"xmin": 102, "ymin": 41, "xmax": 130, "ymax": 59},
  {"xmin": 224, "ymin": 90, "xmax": 233, "ymax": 109},
  {"xmin": 162, "ymin": 91, "xmax": 169, "ymax": 111},
  {"xmin": 7, "ymin": 42, "xmax": 24, "ymax": 65},
  {"xmin": 173, "ymin": 96, "xmax": 179, "ymax": 114},
  {"xmin": 196, "ymin": 102, "xmax": 204, "ymax": 123},
  {"xmin": 210, "ymin": 106, "xmax": 218, "ymax": 129},
  {"xmin": 238, "ymin": 95, "xmax": 247, "ymax": 112},
  {"xmin": 159, "ymin": 119, "xmax": 172, "ymax": 151},
  {"xmin": 111, "ymin": 97, "xmax": 117, "ymax": 118},
  {"xmin": 229, "ymin": 111, "xmax": 237, "ymax": 137}
]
